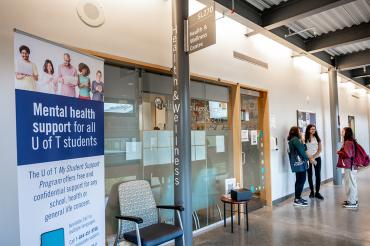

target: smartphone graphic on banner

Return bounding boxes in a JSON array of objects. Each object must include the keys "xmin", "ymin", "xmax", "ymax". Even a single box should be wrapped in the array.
[{"xmin": 40, "ymin": 228, "xmax": 65, "ymax": 246}]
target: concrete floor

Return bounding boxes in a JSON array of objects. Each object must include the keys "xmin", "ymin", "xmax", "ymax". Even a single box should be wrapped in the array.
[{"xmin": 194, "ymin": 168, "xmax": 370, "ymax": 246}]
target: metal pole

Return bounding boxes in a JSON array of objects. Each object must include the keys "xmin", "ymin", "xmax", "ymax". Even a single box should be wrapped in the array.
[
  {"xmin": 172, "ymin": 0, "xmax": 192, "ymax": 245},
  {"xmin": 328, "ymin": 68, "xmax": 342, "ymax": 185}
]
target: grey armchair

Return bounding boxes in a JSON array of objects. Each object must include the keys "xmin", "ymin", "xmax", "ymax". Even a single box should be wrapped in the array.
[{"xmin": 114, "ymin": 180, "xmax": 184, "ymax": 246}]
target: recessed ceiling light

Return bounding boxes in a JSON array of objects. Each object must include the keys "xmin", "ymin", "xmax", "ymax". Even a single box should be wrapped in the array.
[{"xmin": 77, "ymin": 0, "xmax": 105, "ymax": 27}]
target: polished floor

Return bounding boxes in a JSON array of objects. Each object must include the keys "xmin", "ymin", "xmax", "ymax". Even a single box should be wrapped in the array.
[{"xmin": 194, "ymin": 168, "xmax": 370, "ymax": 246}]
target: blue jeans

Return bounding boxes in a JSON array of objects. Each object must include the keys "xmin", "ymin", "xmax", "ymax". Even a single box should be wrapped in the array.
[{"xmin": 295, "ymin": 171, "xmax": 306, "ymax": 200}]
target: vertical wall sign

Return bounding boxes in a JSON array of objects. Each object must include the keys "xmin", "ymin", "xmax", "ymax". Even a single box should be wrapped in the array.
[
  {"xmin": 14, "ymin": 30, "xmax": 105, "ymax": 246},
  {"xmin": 187, "ymin": 4, "xmax": 216, "ymax": 54},
  {"xmin": 172, "ymin": 16, "xmax": 181, "ymax": 186}
]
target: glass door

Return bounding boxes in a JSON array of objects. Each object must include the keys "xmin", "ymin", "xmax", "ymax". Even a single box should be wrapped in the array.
[
  {"xmin": 240, "ymin": 89, "xmax": 265, "ymax": 199},
  {"xmin": 190, "ymin": 81, "xmax": 234, "ymax": 230}
]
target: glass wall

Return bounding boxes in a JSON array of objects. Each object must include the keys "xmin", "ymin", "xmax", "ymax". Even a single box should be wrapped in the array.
[
  {"xmin": 104, "ymin": 66, "xmax": 175, "ymax": 242},
  {"xmin": 190, "ymin": 81, "xmax": 234, "ymax": 229},
  {"xmin": 141, "ymin": 71, "xmax": 174, "ymax": 224},
  {"xmin": 104, "ymin": 64, "xmax": 234, "ymax": 242},
  {"xmin": 104, "ymin": 65, "xmax": 142, "ymax": 240}
]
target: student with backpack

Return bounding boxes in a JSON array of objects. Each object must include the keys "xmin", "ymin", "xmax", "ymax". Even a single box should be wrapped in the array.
[
  {"xmin": 337, "ymin": 127, "xmax": 370, "ymax": 209},
  {"xmin": 288, "ymin": 126, "xmax": 309, "ymax": 207}
]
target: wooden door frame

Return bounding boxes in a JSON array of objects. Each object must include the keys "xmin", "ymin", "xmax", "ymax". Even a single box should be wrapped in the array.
[{"xmin": 233, "ymin": 85, "xmax": 271, "ymax": 206}]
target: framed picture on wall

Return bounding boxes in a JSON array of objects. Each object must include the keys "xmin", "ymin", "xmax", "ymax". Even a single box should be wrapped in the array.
[{"xmin": 297, "ymin": 110, "xmax": 316, "ymax": 134}]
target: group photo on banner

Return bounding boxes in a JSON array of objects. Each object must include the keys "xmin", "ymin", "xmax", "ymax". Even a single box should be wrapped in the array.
[{"xmin": 14, "ymin": 30, "xmax": 105, "ymax": 246}]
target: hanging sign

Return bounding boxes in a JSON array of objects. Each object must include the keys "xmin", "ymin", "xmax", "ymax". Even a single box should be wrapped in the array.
[
  {"xmin": 187, "ymin": 5, "xmax": 216, "ymax": 53},
  {"xmin": 14, "ymin": 30, "xmax": 105, "ymax": 246}
]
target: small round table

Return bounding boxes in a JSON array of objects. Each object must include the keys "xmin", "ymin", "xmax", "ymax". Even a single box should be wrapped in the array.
[{"xmin": 220, "ymin": 195, "xmax": 249, "ymax": 233}]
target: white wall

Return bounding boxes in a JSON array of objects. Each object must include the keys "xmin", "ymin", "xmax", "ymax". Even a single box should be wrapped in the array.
[
  {"xmin": 338, "ymin": 85, "xmax": 370, "ymax": 151},
  {"xmin": 0, "ymin": 0, "xmax": 369, "ymax": 243}
]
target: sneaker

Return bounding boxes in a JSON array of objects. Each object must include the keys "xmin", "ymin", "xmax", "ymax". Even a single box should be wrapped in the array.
[
  {"xmin": 309, "ymin": 191, "xmax": 314, "ymax": 198},
  {"xmin": 344, "ymin": 203, "xmax": 358, "ymax": 209},
  {"xmin": 315, "ymin": 192, "xmax": 324, "ymax": 200},
  {"xmin": 294, "ymin": 199, "xmax": 308, "ymax": 207},
  {"xmin": 300, "ymin": 198, "xmax": 308, "ymax": 204},
  {"xmin": 342, "ymin": 201, "xmax": 358, "ymax": 207}
]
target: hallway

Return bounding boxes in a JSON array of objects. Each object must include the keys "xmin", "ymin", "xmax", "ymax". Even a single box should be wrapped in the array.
[{"xmin": 194, "ymin": 168, "xmax": 370, "ymax": 246}]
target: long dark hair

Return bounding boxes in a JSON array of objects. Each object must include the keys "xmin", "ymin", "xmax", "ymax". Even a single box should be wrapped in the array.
[
  {"xmin": 287, "ymin": 126, "xmax": 300, "ymax": 141},
  {"xmin": 305, "ymin": 124, "xmax": 321, "ymax": 143},
  {"xmin": 343, "ymin": 127, "xmax": 354, "ymax": 142},
  {"xmin": 43, "ymin": 59, "xmax": 54, "ymax": 75}
]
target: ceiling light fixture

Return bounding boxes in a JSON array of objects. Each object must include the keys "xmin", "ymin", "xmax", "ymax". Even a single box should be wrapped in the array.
[
  {"xmin": 285, "ymin": 27, "xmax": 316, "ymax": 38},
  {"xmin": 76, "ymin": 0, "xmax": 105, "ymax": 27}
]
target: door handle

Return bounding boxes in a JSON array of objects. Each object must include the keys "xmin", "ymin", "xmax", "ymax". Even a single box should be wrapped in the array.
[{"xmin": 242, "ymin": 152, "xmax": 246, "ymax": 165}]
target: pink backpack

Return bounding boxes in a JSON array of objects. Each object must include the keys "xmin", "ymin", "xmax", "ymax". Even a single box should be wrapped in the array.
[{"xmin": 353, "ymin": 140, "xmax": 370, "ymax": 168}]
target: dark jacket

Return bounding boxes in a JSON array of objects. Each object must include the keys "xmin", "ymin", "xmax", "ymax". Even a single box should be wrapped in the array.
[{"xmin": 288, "ymin": 136, "xmax": 309, "ymax": 172}]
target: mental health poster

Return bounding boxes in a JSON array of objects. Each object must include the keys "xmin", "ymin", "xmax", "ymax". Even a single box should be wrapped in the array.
[{"xmin": 14, "ymin": 30, "xmax": 105, "ymax": 246}]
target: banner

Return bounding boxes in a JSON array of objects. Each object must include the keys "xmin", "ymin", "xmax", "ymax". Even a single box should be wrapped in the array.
[{"xmin": 14, "ymin": 30, "xmax": 105, "ymax": 246}]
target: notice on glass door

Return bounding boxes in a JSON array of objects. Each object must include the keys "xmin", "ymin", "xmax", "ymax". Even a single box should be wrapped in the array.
[
  {"xmin": 241, "ymin": 130, "xmax": 249, "ymax": 142},
  {"xmin": 216, "ymin": 135, "xmax": 225, "ymax": 153},
  {"xmin": 251, "ymin": 130, "xmax": 258, "ymax": 145},
  {"xmin": 14, "ymin": 30, "xmax": 105, "ymax": 246}
]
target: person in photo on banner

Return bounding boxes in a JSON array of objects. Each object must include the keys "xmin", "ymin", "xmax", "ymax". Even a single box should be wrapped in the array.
[
  {"xmin": 91, "ymin": 70, "xmax": 104, "ymax": 101},
  {"xmin": 58, "ymin": 53, "xmax": 78, "ymax": 97},
  {"xmin": 37, "ymin": 59, "xmax": 58, "ymax": 94},
  {"xmin": 15, "ymin": 45, "xmax": 39, "ymax": 91},
  {"xmin": 77, "ymin": 63, "xmax": 91, "ymax": 100}
]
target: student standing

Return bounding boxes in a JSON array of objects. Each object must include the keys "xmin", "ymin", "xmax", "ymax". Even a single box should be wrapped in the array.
[
  {"xmin": 337, "ymin": 127, "xmax": 358, "ymax": 209},
  {"xmin": 288, "ymin": 126, "xmax": 309, "ymax": 207},
  {"xmin": 305, "ymin": 124, "xmax": 324, "ymax": 200}
]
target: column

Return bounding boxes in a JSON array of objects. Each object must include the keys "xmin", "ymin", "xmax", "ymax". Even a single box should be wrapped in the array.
[
  {"xmin": 328, "ymin": 68, "xmax": 342, "ymax": 185},
  {"xmin": 172, "ymin": 0, "xmax": 192, "ymax": 245}
]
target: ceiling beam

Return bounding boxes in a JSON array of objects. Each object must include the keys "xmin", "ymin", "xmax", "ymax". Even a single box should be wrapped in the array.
[
  {"xmin": 270, "ymin": 26, "xmax": 334, "ymax": 65},
  {"xmin": 306, "ymin": 22, "xmax": 370, "ymax": 53},
  {"xmin": 262, "ymin": 0, "xmax": 357, "ymax": 30},
  {"xmin": 353, "ymin": 77, "xmax": 367, "ymax": 85},
  {"xmin": 212, "ymin": 0, "xmax": 261, "ymax": 25},
  {"xmin": 337, "ymin": 49, "xmax": 370, "ymax": 70},
  {"xmin": 269, "ymin": 26, "xmax": 305, "ymax": 49},
  {"xmin": 206, "ymin": 0, "xmax": 335, "ymax": 67},
  {"xmin": 350, "ymin": 66, "xmax": 370, "ymax": 78}
]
